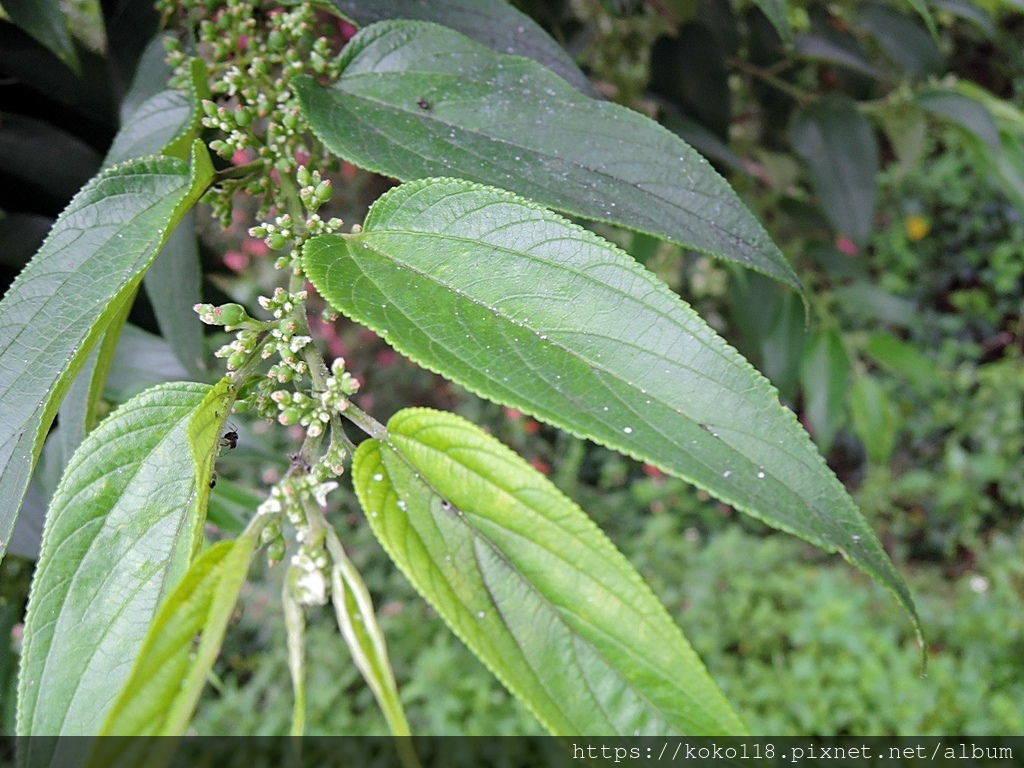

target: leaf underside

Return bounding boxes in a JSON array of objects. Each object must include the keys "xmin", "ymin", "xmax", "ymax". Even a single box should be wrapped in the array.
[
  {"xmin": 16, "ymin": 380, "xmax": 232, "ymax": 742},
  {"xmin": 0, "ymin": 144, "xmax": 212, "ymax": 561},
  {"xmin": 354, "ymin": 407, "xmax": 746, "ymax": 736}
]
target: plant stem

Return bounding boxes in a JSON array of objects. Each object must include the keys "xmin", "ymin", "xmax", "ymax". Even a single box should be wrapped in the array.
[{"xmin": 727, "ymin": 56, "xmax": 813, "ymax": 106}]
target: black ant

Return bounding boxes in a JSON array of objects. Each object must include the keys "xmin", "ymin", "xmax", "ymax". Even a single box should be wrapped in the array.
[{"xmin": 220, "ymin": 422, "xmax": 238, "ymax": 451}]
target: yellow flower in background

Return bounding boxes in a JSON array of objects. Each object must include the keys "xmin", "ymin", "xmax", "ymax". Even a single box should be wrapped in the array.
[{"xmin": 905, "ymin": 214, "xmax": 930, "ymax": 241}]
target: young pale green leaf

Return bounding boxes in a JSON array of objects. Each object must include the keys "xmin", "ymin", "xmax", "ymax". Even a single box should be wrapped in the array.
[
  {"xmin": 792, "ymin": 95, "xmax": 878, "ymax": 247},
  {"xmin": 98, "ymin": 523, "xmax": 262, "ymax": 737},
  {"xmin": 304, "ymin": 177, "xmax": 919, "ymax": 646},
  {"xmin": 354, "ymin": 407, "xmax": 745, "ymax": 736},
  {"xmin": 0, "ymin": 0, "xmax": 79, "ymax": 72},
  {"xmin": 0, "ymin": 142, "xmax": 213, "ymax": 561},
  {"xmin": 295, "ymin": 20, "xmax": 799, "ymax": 290},
  {"xmin": 16, "ymin": 380, "xmax": 234, "ymax": 742},
  {"xmin": 329, "ymin": 0, "xmax": 595, "ymax": 95}
]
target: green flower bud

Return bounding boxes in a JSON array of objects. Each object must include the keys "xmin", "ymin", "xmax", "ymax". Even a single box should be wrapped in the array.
[
  {"xmin": 218, "ymin": 303, "xmax": 249, "ymax": 327},
  {"xmin": 267, "ymin": 538, "xmax": 286, "ymax": 565},
  {"xmin": 268, "ymin": 232, "xmax": 288, "ymax": 250}
]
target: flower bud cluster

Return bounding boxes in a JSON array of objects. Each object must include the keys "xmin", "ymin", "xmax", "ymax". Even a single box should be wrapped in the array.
[
  {"xmin": 163, "ymin": 0, "xmax": 345, "ymax": 215},
  {"xmin": 256, "ymin": 452, "xmax": 346, "ymax": 602}
]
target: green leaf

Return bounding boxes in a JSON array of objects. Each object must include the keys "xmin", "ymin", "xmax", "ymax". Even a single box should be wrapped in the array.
[
  {"xmin": 875, "ymin": 105, "xmax": 928, "ymax": 178},
  {"xmin": 855, "ymin": 3, "xmax": 943, "ymax": 79},
  {"xmin": 304, "ymin": 177, "xmax": 919, "ymax": 639},
  {"xmin": 295, "ymin": 20, "xmax": 799, "ymax": 290},
  {"xmin": 748, "ymin": 0, "xmax": 792, "ymax": 44},
  {"xmin": 850, "ymin": 374, "xmax": 897, "ymax": 465},
  {"xmin": 916, "ymin": 89, "xmax": 1000, "ymax": 153},
  {"xmin": 0, "ymin": 212, "xmax": 53, "ymax": 272},
  {"xmin": 792, "ymin": 95, "xmax": 878, "ymax": 247},
  {"xmin": 15, "ymin": 380, "xmax": 234, "ymax": 741},
  {"xmin": 0, "ymin": 113, "xmax": 102, "ymax": 203},
  {"xmin": 799, "ymin": 328, "xmax": 850, "ymax": 454},
  {"xmin": 144, "ymin": 211, "xmax": 206, "ymax": 378},
  {"xmin": 0, "ymin": 142, "xmax": 214, "ymax": 561},
  {"xmin": 899, "ymin": 0, "xmax": 939, "ymax": 38},
  {"xmin": 329, "ymin": 0, "xmax": 596, "ymax": 96},
  {"xmin": 120, "ymin": 33, "xmax": 175, "ymax": 121},
  {"xmin": 105, "ymin": 59, "xmax": 208, "ymax": 167},
  {"xmin": 793, "ymin": 34, "xmax": 880, "ymax": 78},
  {"xmin": 863, "ymin": 332, "xmax": 938, "ymax": 396},
  {"xmin": 98, "ymin": 523, "xmax": 263, "ymax": 736},
  {"xmin": 354, "ymin": 407, "xmax": 745, "ymax": 735},
  {"xmin": 932, "ymin": 0, "xmax": 995, "ymax": 37},
  {"xmin": 0, "ymin": 0, "xmax": 79, "ymax": 72}
]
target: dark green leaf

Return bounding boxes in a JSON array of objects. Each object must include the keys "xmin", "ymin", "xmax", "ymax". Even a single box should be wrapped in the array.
[
  {"xmin": 144, "ymin": 212, "xmax": 206, "ymax": 378},
  {"xmin": 855, "ymin": 3, "xmax": 943, "ymax": 79},
  {"xmin": 916, "ymin": 89, "xmax": 1000, "ymax": 153},
  {"xmin": 748, "ymin": 0, "xmax": 792, "ymax": 44},
  {"xmin": 304, "ymin": 178, "xmax": 919, "ymax": 637},
  {"xmin": 932, "ymin": 0, "xmax": 995, "ymax": 37},
  {"xmin": 793, "ymin": 34, "xmax": 880, "ymax": 78},
  {"xmin": 329, "ymin": 0, "xmax": 595, "ymax": 95},
  {"xmin": 0, "ymin": 212, "xmax": 52, "ymax": 271},
  {"xmin": 799, "ymin": 329, "xmax": 850, "ymax": 454},
  {"xmin": 759, "ymin": 289, "xmax": 807, "ymax": 402},
  {"xmin": 899, "ymin": 0, "xmax": 939, "ymax": 38},
  {"xmin": 649, "ymin": 23, "xmax": 731, "ymax": 140},
  {"xmin": 0, "ymin": 143, "xmax": 214, "ymax": 561},
  {"xmin": 792, "ymin": 95, "xmax": 878, "ymax": 247},
  {"xmin": 659, "ymin": 105, "xmax": 746, "ymax": 174},
  {"xmin": 355, "ymin": 407, "xmax": 745, "ymax": 735},
  {"xmin": 0, "ymin": 0, "xmax": 79, "ymax": 71},
  {"xmin": 0, "ymin": 22, "xmax": 115, "ymax": 129},
  {"xmin": 296, "ymin": 20, "xmax": 799, "ymax": 289},
  {"xmin": 16, "ymin": 380, "xmax": 234, "ymax": 740},
  {"xmin": 0, "ymin": 114, "xmax": 102, "ymax": 203}
]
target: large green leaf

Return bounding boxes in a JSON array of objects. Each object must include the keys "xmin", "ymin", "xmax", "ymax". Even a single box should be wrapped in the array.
[
  {"xmin": 16, "ymin": 380, "xmax": 234, "ymax": 744},
  {"xmin": 0, "ymin": 0, "xmax": 79, "ymax": 72},
  {"xmin": 303, "ymin": 178, "xmax": 919, "ymax": 638},
  {"xmin": 295, "ymin": 20, "xmax": 799, "ymax": 290},
  {"xmin": 0, "ymin": 142, "xmax": 213, "ymax": 561},
  {"xmin": 791, "ymin": 95, "xmax": 878, "ymax": 247},
  {"xmin": 329, "ymin": 0, "xmax": 596, "ymax": 95},
  {"xmin": 354, "ymin": 408, "xmax": 745, "ymax": 735},
  {"xmin": 856, "ymin": 3, "xmax": 943, "ymax": 79},
  {"xmin": 99, "ymin": 523, "xmax": 263, "ymax": 737}
]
